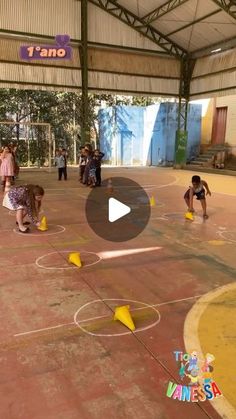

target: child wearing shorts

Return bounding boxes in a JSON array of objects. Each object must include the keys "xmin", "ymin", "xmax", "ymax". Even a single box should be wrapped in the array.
[{"xmin": 184, "ymin": 175, "xmax": 211, "ymax": 219}]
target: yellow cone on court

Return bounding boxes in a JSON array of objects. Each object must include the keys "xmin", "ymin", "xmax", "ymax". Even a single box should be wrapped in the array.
[
  {"xmin": 38, "ymin": 216, "xmax": 48, "ymax": 231},
  {"xmin": 150, "ymin": 196, "xmax": 155, "ymax": 207},
  {"xmin": 114, "ymin": 305, "xmax": 135, "ymax": 331},
  {"xmin": 69, "ymin": 252, "xmax": 82, "ymax": 268},
  {"xmin": 185, "ymin": 211, "xmax": 194, "ymax": 221}
]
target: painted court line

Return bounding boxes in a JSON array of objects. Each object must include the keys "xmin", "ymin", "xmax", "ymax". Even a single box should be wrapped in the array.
[
  {"xmin": 218, "ymin": 230, "xmax": 236, "ymax": 244},
  {"xmin": 184, "ymin": 283, "xmax": 236, "ymax": 419},
  {"xmin": 13, "ymin": 294, "xmax": 202, "ymax": 338},
  {"xmin": 74, "ymin": 298, "xmax": 161, "ymax": 337},
  {"xmin": 35, "ymin": 250, "xmax": 101, "ymax": 270},
  {"xmin": 13, "ymin": 225, "xmax": 65, "ymax": 237}
]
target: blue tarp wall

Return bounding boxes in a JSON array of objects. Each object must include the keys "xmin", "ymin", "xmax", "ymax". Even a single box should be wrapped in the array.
[{"xmin": 98, "ymin": 103, "xmax": 202, "ymax": 166}]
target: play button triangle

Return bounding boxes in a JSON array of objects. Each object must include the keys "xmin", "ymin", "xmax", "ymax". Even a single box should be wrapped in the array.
[{"xmin": 108, "ymin": 198, "xmax": 131, "ymax": 223}]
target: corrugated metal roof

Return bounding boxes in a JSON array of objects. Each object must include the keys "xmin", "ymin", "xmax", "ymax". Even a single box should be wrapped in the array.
[
  {"xmin": 116, "ymin": 0, "xmax": 236, "ymax": 53},
  {"xmin": 0, "ymin": 0, "xmax": 81, "ymax": 38},
  {"xmin": 0, "ymin": 0, "xmax": 236, "ymax": 97},
  {"xmin": 88, "ymin": 4, "xmax": 164, "ymax": 51}
]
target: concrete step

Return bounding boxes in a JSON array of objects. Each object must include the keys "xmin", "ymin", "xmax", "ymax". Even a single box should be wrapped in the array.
[
  {"xmin": 204, "ymin": 151, "xmax": 217, "ymax": 156},
  {"xmin": 189, "ymin": 161, "xmax": 205, "ymax": 165},
  {"xmin": 184, "ymin": 166, "xmax": 236, "ymax": 176},
  {"xmin": 194, "ymin": 157, "xmax": 212, "ymax": 162},
  {"xmin": 207, "ymin": 146, "xmax": 227, "ymax": 152}
]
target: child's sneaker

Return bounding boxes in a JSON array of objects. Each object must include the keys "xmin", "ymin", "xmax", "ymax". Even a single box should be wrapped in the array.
[{"xmin": 203, "ymin": 214, "xmax": 209, "ymax": 219}]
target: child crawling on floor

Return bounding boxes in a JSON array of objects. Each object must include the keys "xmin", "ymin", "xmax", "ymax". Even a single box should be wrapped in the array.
[{"xmin": 184, "ymin": 175, "xmax": 211, "ymax": 219}]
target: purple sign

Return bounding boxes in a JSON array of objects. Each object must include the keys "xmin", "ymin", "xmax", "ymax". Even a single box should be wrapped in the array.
[{"xmin": 20, "ymin": 35, "xmax": 72, "ymax": 60}]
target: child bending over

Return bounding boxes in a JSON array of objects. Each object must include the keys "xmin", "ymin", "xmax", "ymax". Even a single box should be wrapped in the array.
[
  {"xmin": 3, "ymin": 184, "xmax": 44, "ymax": 233},
  {"xmin": 184, "ymin": 175, "xmax": 211, "ymax": 219}
]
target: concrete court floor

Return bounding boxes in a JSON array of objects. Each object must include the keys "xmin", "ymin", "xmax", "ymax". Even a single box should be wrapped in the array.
[{"xmin": 0, "ymin": 166, "xmax": 235, "ymax": 419}]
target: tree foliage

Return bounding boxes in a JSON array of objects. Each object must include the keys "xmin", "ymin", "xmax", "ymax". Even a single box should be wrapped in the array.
[{"xmin": 0, "ymin": 88, "xmax": 164, "ymax": 165}]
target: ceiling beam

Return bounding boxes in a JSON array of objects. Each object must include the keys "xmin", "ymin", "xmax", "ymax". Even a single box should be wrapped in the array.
[
  {"xmin": 0, "ymin": 29, "xmax": 172, "ymax": 56},
  {"xmin": 166, "ymin": 9, "xmax": 222, "ymax": 37},
  {"xmin": 210, "ymin": 0, "xmax": 236, "ymax": 20},
  {"xmin": 142, "ymin": 0, "xmax": 189, "ymax": 24},
  {"xmin": 191, "ymin": 35, "xmax": 236, "ymax": 58},
  {"xmin": 87, "ymin": 0, "xmax": 188, "ymax": 58}
]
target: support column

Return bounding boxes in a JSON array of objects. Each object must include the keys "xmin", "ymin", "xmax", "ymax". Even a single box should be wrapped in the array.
[
  {"xmin": 80, "ymin": 0, "xmax": 89, "ymax": 145},
  {"xmin": 175, "ymin": 58, "xmax": 195, "ymax": 168}
]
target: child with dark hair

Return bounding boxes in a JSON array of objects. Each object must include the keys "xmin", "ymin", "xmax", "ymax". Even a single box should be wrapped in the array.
[
  {"xmin": 78, "ymin": 147, "xmax": 87, "ymax": 183},
  {"xmin": 2, "ymin": 184, "xmax": 44, "ymax": 233},
  {"xmin": 83, "ymin": 148, "xmax": 93, "ymax": 186},
  {"xmin": 88, "ymin": 156, "xmax": 97, "ymax": 187},
  {"xmin": 55, "ymin": 149, "xmax": 67, "ymax": 180},
  {"xmin": 184, "ymin": 175, "xmax": 211, "ymax": 219},
  {"xmin": 93, "ymin": 149, "xmax": 104, "ymax": 186},
  {"xmin": 0, "ymin": 146, "xmax": 14, "ymax": 192}
]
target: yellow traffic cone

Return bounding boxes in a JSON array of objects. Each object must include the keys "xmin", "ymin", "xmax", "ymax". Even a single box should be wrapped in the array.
[
  {"xmin": 150, "ymin": 196, "xmax": 155, "ymax": 207},
  {"xmin": 38, "ymin": 216, "xmax": 48, "ymax": 231},
  {"xmin": 68, "ymin": 252, "xmax": 82, "ymax": 268},
  {"xmin": 185, "ymin": 211, "xmax": 194, "ymax": 221},
  {"xmin": 114, "ymin": 305, "xmax": 135, "ymax": 331}
]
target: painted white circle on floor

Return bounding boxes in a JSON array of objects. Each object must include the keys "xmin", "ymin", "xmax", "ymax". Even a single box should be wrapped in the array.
[
  {"xmin": 13, "ymin": 224, "xmax": 65, "ymax": 236},
  {"xmin": 163, "ymin": 212, "xmax": 203, "ymax": 225},
  {"xmin": 74, "ymin": 298, "xmax": 161, "ymax": 337},
  {"xmin": 218, "ymin": 230, "xmax": 236, "ymax": 243},
  {"xmin": 36, "ymin": 250, "xmax": 101, "ymax": 270}
]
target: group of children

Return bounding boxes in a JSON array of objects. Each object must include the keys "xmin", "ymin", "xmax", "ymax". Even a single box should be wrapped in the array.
[
  {"xmin": 1, "ymin": 139, "xmax": 211, "ymax": 233},
  {"xmin": 2, "ymin": 173, "xmax": 211, "ymax": 234},
  {"xmin": 54, "ymin": 145, "xmax": 104, "ymax": 187},
  {"xmin": 78, "ymin": 145, "xmax": 104, "ymax": 187},
  {"xmin": 0, "ymin": 144, "xmax": 19, "ymax": 192}
]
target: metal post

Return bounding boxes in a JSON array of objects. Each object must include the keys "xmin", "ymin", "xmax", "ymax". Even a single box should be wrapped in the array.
[
  {"xmin": 80, "ymin": 0, "xmax": 89, "ymax": 145},
  {"xmin": 27, "ymin": 132, "xmax": 30, "ymax": 167},
  {"xmin": 48, "ymin": 124, "xmax": 52, "ymax": 171},
  {"xmin": 73, "ymin": 102, "xmax": 77, "ymax": 165},
  {"xmin": 175, "ymin": 57, "xmax": 195, "ymax": 168}
]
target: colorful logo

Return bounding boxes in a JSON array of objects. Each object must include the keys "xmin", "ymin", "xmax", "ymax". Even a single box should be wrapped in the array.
[
  {"xmin": 20, "ymin": 35, "xmax": 72, "ymax": 60},
  {"xmin": 166, "ymin": 351, "xmax": 223, "ymax": 402}
]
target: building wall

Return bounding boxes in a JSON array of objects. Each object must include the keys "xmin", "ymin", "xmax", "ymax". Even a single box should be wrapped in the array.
[
  {"xmin": 201, "ymin": 99, "xmax": 214, "ymax": 145},
  {"xmin": 200, "ymin": 95, "xmax": 236, "ymax": 154},
  {"xmin": 216, "ymin": 96, "xmax": 236, "ymax": 153},
  {"xmin": 99, "ymin": 103, "xmax": 202, "ymax": 166}
]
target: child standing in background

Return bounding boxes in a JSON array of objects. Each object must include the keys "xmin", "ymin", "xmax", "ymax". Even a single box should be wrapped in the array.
[
  {"xmin": 88, "ymin": 155, "xmax": 97, "ymax": 187},
  {"xmin": 93, "ymin": 149, "xmax": 104, "ymax": 186},
  {"xmin": 55, "ymin": 149, "xmax": 67, "ymax": 181},
  {"xmin": 78, "ymin": 147, "xmax": 87, "ymax": 183},
  {"xmin": 0, "ymin": 146, "xmax": 14, "ymax": 192}
]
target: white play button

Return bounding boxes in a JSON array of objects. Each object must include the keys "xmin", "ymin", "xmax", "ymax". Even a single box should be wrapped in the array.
[{"xmin": 108, "ymin": 197, "xmax": 131, "ymax": 223}]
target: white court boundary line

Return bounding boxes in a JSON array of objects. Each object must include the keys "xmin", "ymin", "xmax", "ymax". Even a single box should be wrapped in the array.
[
  {"xmin": 74, "ymin": 298, "xmax": 161, "ymax": 337},
  {"xmin": 14, "ymin": 294, "xmax": 202, "ymax": 338},
  {"xmin": 184, "ymin": 283, "xmax": 236, "ymax": 419},
  {"xmin": 218, "ymin": 230, "xmax": 236, "ymax": 244},
  {"xmin": 163, "ymin": 212, "xmax": 203, "ymax": 225},
  {"xmin": 13, "ymin": 225, "xmax": 65, "ymax": 237},
  {"xmin": 35, "ymin": 250, "xmax": 101, "ymax": 270}
]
